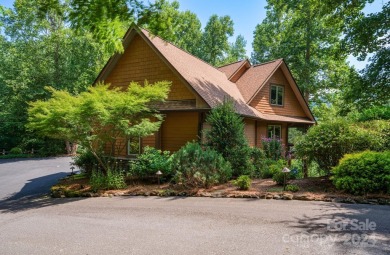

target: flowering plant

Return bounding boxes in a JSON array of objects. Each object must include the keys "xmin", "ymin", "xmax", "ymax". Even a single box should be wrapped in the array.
[{"xmin": 261, "ymin": 137, "xmax": 284, "ymax": 160}]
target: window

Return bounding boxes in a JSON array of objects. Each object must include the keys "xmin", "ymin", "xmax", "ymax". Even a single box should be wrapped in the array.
[
  {"xmin": 268, "ymin": 125, "xmax": 281, "ymax": 139},
  {"xmin": 127, "ymin": 137, "xmax": 141, "ymax": 155},
  {"xmin": 270, "ymin": 85, "xmax": 284, "ymax": 106}
]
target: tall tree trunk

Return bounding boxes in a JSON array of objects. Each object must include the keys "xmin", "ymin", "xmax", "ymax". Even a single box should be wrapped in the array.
[{"xmin": 65, "ymin": 141, "xmax": 78, "ymax": 155}]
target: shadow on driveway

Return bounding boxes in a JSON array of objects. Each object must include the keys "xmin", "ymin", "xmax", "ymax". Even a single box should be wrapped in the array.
[
  {"xmin": 279, "ymin": 202, "xmax": 390, "ymax": 254},
  {"xmin": 0, "ymin": 172, "xmax": 81, "ymax": 214}
]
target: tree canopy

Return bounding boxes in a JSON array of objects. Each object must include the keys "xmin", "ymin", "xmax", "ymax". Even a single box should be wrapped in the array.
[{"xmin": 27, "ymin": 82, "xmax": 170, "ymax": 170}]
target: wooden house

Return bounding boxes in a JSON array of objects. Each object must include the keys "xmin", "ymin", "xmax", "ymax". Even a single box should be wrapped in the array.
[{"xmin": 94, "ymin": 25, "xmax": 315, "ymax": 157}]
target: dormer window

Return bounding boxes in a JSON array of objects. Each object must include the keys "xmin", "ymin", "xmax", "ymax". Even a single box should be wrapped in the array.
[{"xmin": 270, "ymin": 84, "xmax": 284, "ymax": 106}]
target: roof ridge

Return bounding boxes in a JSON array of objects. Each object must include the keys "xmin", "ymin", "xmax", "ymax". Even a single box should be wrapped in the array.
[
  {"xmin": 140, "ymin": 27, "xmax": 227, "ymax": 75},
  {"xmin": 217, "ymin": 59, "xmax": 246, "ymax": 68},
  {"xmin": 253, "ymin": 58, "xmax": 283, "ymax": 67}
]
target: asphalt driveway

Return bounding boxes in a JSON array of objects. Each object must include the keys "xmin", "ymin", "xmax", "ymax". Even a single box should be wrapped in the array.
[
  {"xmin": 0, "ymin": 157, "xmax": 73, "ymax": 200},
  {"xmin": 0, "ymin": 158, "xmax": 389, "ymax": 255}
]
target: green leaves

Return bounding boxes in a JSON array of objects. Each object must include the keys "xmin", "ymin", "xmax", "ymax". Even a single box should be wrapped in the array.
[
  {"xmin": 295, "ymin": 118, "xmax": 390, "ymax": 175},
  {"xmin": 332, "ymin": 151, "xmax": 390, "ymax": 195},
  {"xmin": 27, "ymin": 81, "xmax": 170, "ymax": 169},
  {"xmin": 201, "ymin": 15, "xmax": 234, "ymax": 66},
  {"xmin": 251, "ymin": 0, "xmax": 357, "ymax": 102},
  {"xmin": 205, "ymin": 100, "xmax": 253, "ymax": 177}
]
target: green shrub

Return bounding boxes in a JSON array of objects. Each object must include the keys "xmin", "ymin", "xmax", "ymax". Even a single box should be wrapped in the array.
[
  {"xmin": 270, "ymin": 160, "xmax": 292, "ymax": 185},
  {"xmin": 290, "ymin": 159, "xmax": 304, "ymax": 179},
  {"xmin": 260, "ymin": 159, "xmax": 286, "ymax": 179},
  {"xmin": 73, "ymin": 148, "xmax": 99, "ymax": 174},
  {"xmin": 260, "ymin": 159, "xmax": 281, "ymax": 178},
  {"xmin": 89, "ymin": 169, "xmax": 126, "ymax": 192},
  {"xmin": 250, "ymin": 147, "xmax": 266, "ymax": 178},
  {"xmin": 232, "ymin": 175, "xmax": 252, "ymax": 190},
  {"xmin": 21, "ymin": 137, "xmax": 66, "ymax": 156},
  {"xmin": 205, "ymin": 100, "xmax": 253, "ymax": 177},
  {"xmin": 272, "ymin": 171, "xmax": 286, "ymax": 185},
  {"xmin": 171, "ymin": 142, "xmax": 232, "ymax": 188},
  {"xmin": 285, "ymin": 184, "xmax": 300, "ymax": 192},
  {"xmin": 331, "ymin": 151, "xmax": 390, "ymax": 195},
  {"xmin": 295, "ymin": 118, "xmax": 386, "ymax": 175},
  {"xmin": 10, "ymin": 147, "xmax": 23, "ymax": 154},
  {"xmin": 261, "ymin": 137, "xmax": 284, "ymax": 160},
  {"xmin": 129, "ymin": 146, "xmax": 172, "ymax": 180}
]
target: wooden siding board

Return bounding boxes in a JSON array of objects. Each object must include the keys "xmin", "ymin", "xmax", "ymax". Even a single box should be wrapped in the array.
[
  {"xmin": 244, "ymin": 119, "xmax": 256, "ymax": 147},
  {"xmin": 249, "ymin": 69, "xmax": 307, "ymax": 117},
  {"xmin": 161, "ymin": 112, "xmax": 199, "ymax": 152},
  {"xmin": 104, "ymin": 34, "xmax": 195, "ymax": 101}
]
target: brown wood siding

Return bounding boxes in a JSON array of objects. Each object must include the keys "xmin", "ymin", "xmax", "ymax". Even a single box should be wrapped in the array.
[
  {"xmin": 107, "ymin": 137, "xmax": 127, "ymax": 157},
  {"xmin": 161, "ymin": 112, "xmax": 199, "ymax": 152},
  {"xmin": 142, "ymin": 133, "xmax": 156, "ymax": 148},
  {"xmin": 104, "ymin": 34, "xmax": 195, "ymax": 101},
  {"xmin": 244, "ymin": 119, "xmax": 256, "ymax": 147},
  {"xmin": 250, "ymin": 69, "xmax": 306, "ymax": 117}
]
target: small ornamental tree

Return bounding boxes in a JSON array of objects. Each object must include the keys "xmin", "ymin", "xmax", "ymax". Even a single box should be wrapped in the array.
[
  {"xmin": 205, "ymin": 99, "xmax": 253, "ymax": 177},
  {"xmin": 27, "ymin": 81, "xmax": 170, "ymax": 173}
]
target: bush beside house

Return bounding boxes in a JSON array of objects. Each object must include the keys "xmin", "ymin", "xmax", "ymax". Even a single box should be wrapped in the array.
[{"xmin": 332, "ymin": 151, "xmax": 390, "ymax": 195}]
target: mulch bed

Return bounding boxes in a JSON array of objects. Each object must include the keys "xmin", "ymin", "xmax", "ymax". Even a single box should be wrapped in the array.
[{"xmin": 50, "ymin": 176, "xmax": 390, "ymax": 205}]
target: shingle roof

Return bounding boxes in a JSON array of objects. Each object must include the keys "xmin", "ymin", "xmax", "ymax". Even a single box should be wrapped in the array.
[
  {"xmin": 218, "ymin": 60, "xmax": 247, "ymax": 79},
  {"xmin": 235, "ymin": 59, "xmax": 283, "ymax": 102},
  {"xmin": 139, "ymin": 28, "xmax": 261, "ymax": 118},
  {"xmin": 96, "ymin": 25, "xmax": 315, "ymax": 124}
]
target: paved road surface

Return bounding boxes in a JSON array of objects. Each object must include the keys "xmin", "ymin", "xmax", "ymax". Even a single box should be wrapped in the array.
[
  {"xmin": 0, "ymin": 158, "xmax": 389, "ymax": 255},
  {"xmin": 0, "ymin": 157, "xmax": 73, "ymax": 200}
]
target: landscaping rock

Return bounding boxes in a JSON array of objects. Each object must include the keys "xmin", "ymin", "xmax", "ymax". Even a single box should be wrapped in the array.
[
  {"xmin": 102, "ymin": 194, "xmax": 109, "ymax": 197},
  {"xmin": 332, "ymin": 198, "xmax": 344, "ymax": 203},
  {"xmin": 368, "ymin": 199, "xmax": 378, "ymax": 205},
  {"xmin": 212, "ymin": 193, "xmax": 223, "ymax": 198},
  {"xmin": 273, "ymin": 194, "xmax": 281, "ymax": 200},
  {"xmin": 282, "ymin": 193, "xmax": 293, "ymax": 200},
  {"xmin": 342, "ymin": 198, "xmax": 356, "ymax": 204},
  {"xmin": 294, "ymin": 194, "xmax": 310, "ymax": 201},
  {"xmin": 83, "ymin": 192, "xmax": 93, "ymax": 197},
  {"xmin": 354, "ymin": 198, "xmax": 369, "ymax": 204},
  {"xmin": 203, "ymin": 193, "xmax": 210, "ymax": 197},
  {"xmin": 265, "ymin": 194, "xmax": 273, "ymax": 199}
]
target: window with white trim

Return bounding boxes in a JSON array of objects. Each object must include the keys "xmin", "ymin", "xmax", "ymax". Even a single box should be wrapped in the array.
[
  {"xmin": 127, "ymin": 137, "xmax": 141, "ymax": 155},
  {"xmin": 270, "ymin": 85, "xmax": 284, "ymax": 106},
  {"xmin": 267, "ymin": 125, "xmax": 281, "ymax": 139}
]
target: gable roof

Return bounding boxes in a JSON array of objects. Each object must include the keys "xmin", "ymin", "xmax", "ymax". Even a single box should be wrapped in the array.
[
  {"xmin": 235, "ymin": 59, "xmax": 283, "ymax": 102},
  {"xmin": 95, "ymin": 24, "xmax": 315, "ymax": 124},
  {"xmin": 218, "ymin": 60, "xmax": 247, "ymax": 79}
]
